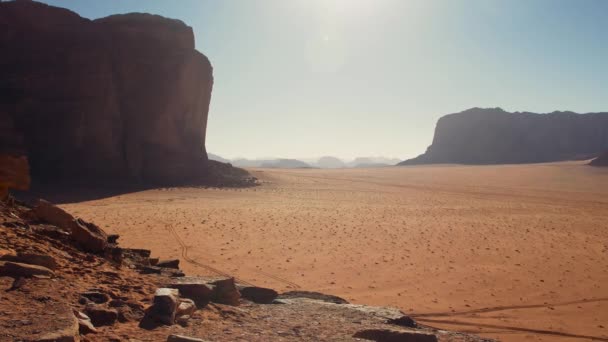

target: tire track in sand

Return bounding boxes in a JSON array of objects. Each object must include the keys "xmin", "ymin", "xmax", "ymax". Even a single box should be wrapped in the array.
[{"xmin": 165, "ymin": 223, "xmax": 301, "ymax": 289}]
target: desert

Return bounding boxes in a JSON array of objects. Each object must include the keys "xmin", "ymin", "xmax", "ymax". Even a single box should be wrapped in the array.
[
  {"xmin": 2, "ymin": 1, "xmax": 608, "ymax": 341},
  {"xmin": 56, "ymin": 162, "xmax": 608, "ymax": 342}
]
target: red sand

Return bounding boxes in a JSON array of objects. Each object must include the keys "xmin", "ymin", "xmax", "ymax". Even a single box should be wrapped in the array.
[{"xmin": 62, "ymin": 161, "xmax": 608, "ymax": 342}]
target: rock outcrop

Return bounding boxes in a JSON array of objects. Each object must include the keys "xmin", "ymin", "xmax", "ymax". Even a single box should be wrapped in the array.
[
  {"xmin": 0, "ymin": 0, "xmax": 213, "ymax": 184},
  {"xmin": 399, "ymin": 108, "xmax": 608, "ymax": 165},
  {"xmin": 590, "ymin": 151, "xmax": 608, "ymax": 166}
]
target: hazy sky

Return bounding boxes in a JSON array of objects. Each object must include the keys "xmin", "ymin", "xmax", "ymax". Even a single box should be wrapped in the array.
[{"xmin": 41, "ymin": 0, "xmax": 608, "ymax": 160}]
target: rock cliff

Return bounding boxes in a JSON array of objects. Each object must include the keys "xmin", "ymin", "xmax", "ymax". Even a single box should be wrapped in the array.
[
  {"xmin": 0, "ymin": 0, "xmax": 213, "ymax": 184},
  {"xmin": 400, "ymin": 108, "xmax": 608, "ymax": 165},
  {"xmin": 590, "ymin": 151, "xmax": 608, "ymax": 166}
]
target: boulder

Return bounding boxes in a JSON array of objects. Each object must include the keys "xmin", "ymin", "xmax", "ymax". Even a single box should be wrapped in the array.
[
  {"xmin": 0, "ymin": 252, "xmax": 58, "ymax": 270},
  {"xmin": 85, "ymin": 305, "xmax": 118, "ymax": 327},
  {"xmin": 210, "ymin": 278, "xmax": 240, "ymax": 306},
  {"xmin": 156, "ymin": 259, "xmax": 180, "ymax": 269},
  {"xmin": 0, "ymin": 261, "xmax": 54, "ymax": 278},
  {"xmin": 353, "ymin": 329, "xmax": 438, "ymax": 342},
  {"xmin": 167, "ymin": 335, "xmax": 207, "ymax": 342},
  {"xmin": 70, "ymin": 218, "xmax": 108, "ymax": 253},
  {"xmin": 151, "ymin": 288, "xmax": 180, "ymax": 325},
  {"xmin": 140, "ymin": 265, "xmax": 185, "ymax": 277},
  {"xmin": 387, "ymin": 316, "xmax": 417, "ymax": 328},
  {"xmin": 165, "ymin": 277, "xmax": 214, "ymax": 308},
  {"xmin": 74, "ymin": 311, "xmax": 97, "ymax": 334},
  {"xmin": 33, "ymin": 200, "xmax": 108, "ymax": 253},
  {"xmin": 238, "ymin": 285, "xmax": 278, "ymax": 304},
  {"xmin": 176, "ymin": 298, "xmax": 196, "ymax": 318},
  {"xmin": 33, "ymin": 199, "xmax": 76, "ymax": 230}
]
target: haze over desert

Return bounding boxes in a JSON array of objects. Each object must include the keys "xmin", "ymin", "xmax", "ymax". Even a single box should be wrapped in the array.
[{"xmin": 60, "ymin": 162, "xmax": 608, "ymax": 342}]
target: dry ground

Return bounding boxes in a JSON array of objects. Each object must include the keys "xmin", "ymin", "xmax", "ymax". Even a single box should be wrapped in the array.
[{"xmin": 61, "ymin": 161, "xmax": 608, "ymax": 342}]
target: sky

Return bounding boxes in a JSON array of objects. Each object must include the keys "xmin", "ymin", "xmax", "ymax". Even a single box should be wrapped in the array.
[{"xmin": 40, "ymin": 0, "xmax": 608, "ymax": 160}]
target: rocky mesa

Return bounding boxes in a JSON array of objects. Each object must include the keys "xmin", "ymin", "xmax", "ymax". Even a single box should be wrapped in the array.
[
  {"xmin": 400, "ymin": 108, "xmax": 608, "ymax": 165},
  {"xmin": 0, "ymin": 0, "xmax": 214, "ymax": 184}
]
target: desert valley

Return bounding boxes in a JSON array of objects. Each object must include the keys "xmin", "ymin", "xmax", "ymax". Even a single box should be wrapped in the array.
[
  {"xmin": 56, "ymin": 162, "xmax": 608, "ymax": 342},
  {"xmin": 1, "ymin": 1, "xmax": 607, "ymax": 342}
]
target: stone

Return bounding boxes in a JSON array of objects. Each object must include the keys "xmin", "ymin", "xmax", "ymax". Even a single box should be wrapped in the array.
[
  {"xmin": 387, "ymin": 316, "xmax": 417, "ymax": 328},
  {"xmin": 107, "ymin": 234, "xmax": 120, "ymax": 244},
  {"xmin": 167, "ymin": 335, "xmax": 206, "ymax": 342},
  {"xmin": 70, "ymin": 218, "xmax": 108, "ymax": 253},
  {"xmin": 399, "ymin": 108, "xmax": 608, "ymax": 165},
  {"xmin": 0, "ymin": 261, "xmax": 54, "ymax": 278},
  {"xmin": 36, "ymin": 314, "xmax": 80, "ymax": 342},
  {"xmin": 353, "ymin": 329, "xmax": 438, "ymax": 342},
  {"xmin": 33, "ymin": 200, "xmax": 108, "ymax": 253},
  {"xmin": 33, "ymin": 199, "xmax": 76, "ymax": 230},
  {"xmin": 238, "ymin": 285, "xmax": 278, "ymax": 304},
  {"xmin": 152, "ymin": 288, "xmax": 180, "ymax": 325},
  {"xmin": 156, "ymin": 259, "xmax": 180, "ymax": 269},
  {"xmin": 0, "ymin": 252, "xmax": 58, "ymax": 270},
  {"xmin": 140, "ymin": 265, "xmax": 185, "ymax": 277},
  {"xmin": 278, "ymin": 291, "xmax": 349, "ymax": 304},
  {"xmin": 74, "ymin": 311, "xmax": 97, "ymax": 334},
  {"xmin": 81, "ymin": 291, "xmax": 110, "ymax": 304},
  {"xmin": 210, "ymin": 278, "xmax": 240, "ymax": 306},
  {"xmin": 165, "ymin": 277, "xmax": 214, "ymax": 308},
  {"xmin": 116, "ymin": 248, "xmax": 152, "ymax": 266},
  {"xmin": 176, "ymin": 315, "xmax": 190, "ymax": 327},
  {"xmin": 0, "ymin": 0, "xmax": 214, "ymax": 185},
  {"xmin": 85, "ymin": 305, "xmax": 118, "ymax": 327},
  {"xmin": 176, "ymin": 298, "xmax": 196, "ymax": 318}
]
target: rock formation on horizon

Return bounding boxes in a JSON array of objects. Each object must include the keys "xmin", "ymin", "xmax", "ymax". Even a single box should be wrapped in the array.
[
  {"xmin": 399, "ymin": 108, "xmax": 608, "ymax": 165},
  {"xmin": 0, "ymin": 0, "xmax": 214, "ymax": 184},
  {"xmin": 316, "ymin": 156, "xmax": 346, "ymax": 169}
]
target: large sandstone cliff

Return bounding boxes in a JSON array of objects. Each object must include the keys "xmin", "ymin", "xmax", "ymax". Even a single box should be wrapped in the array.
[
  {"xmin": 0, "ymin": 0, "xmax": 213, "ymax": 184},
  {"xmin": 400, "ymin": 108, "xmax": 608, "ymax": 165}
]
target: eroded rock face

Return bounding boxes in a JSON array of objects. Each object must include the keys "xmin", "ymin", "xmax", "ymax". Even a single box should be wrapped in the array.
[
  {"xmin": 400, "ymin": 108, "xmax": 608, "ymax": 165},
  {"xmin": 0, "ymin": 1, "xmax": 213, "ymax": 184}
]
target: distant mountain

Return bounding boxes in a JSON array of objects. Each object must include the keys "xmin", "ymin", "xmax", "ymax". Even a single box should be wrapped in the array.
[
  {"xmin": 399, "ymin": 108, "xmax": 608, "ymax": 165},
  {"xmin": 316, "ymin": 156, "xmax": 346, "ymax": 169},
  {"xmin": 352, "ymin": 163, "xmax": 392, "ymax": 168},
  {"xmin": 207, "ymin": 153, "xmax": 230, "ymax": 163},
  {"xmin": 348, "ymin": 157, "xmax": 401, "ymax": 168},
  {"xmin": 260, "ymin": 159, "xmax": 312, "ymax": 169},
  {"xmin": 231, "ymin": 158, "xmax": 265, "ymax": 168},
  {"xmin": 231, "ymin": 158, "xmax": 312, "ymax": 169}
]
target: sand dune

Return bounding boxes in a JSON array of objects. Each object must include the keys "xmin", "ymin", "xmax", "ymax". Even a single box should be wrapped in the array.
[{"xmin": 62, "ymin": 161, "xmax": 608, "ymax": 342}]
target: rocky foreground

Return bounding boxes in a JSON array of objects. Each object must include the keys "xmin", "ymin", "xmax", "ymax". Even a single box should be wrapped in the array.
[{"xmin": 0, "ymin": 196, "xmax": 492, "ymax": 342}]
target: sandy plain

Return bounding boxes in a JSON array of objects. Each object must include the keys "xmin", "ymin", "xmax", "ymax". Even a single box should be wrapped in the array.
[{"xmin": 61, "ymin": 161, "xmax": 608, "ymax": 342}]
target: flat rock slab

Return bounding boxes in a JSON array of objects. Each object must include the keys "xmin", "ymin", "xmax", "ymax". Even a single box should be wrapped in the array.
[
  {"xmin": 354, "ymin": 329, "xmax": 438, "ymax": 342},
  {"xmin": 0, "ymin": 277, "xmax": 79, "ymax": 341},
  {"xmin": 0, "ymin": 252, "xmax": 58, "ymax": 270},
  {"xmin": 167, "ymin": 334, "xmax": 208, "ymax": 342},
  {"xmin": 165, "ymin": 277, "xmax": 214, "ymax": 308},
  {"xmin": 176, "ymin": 296, "xmax": 494, "ymax": 342},
  {"xmin": 239, "ymin": 286, "xmax": 278, "ymax": 304},
  {"xmin": 0, "ymin": 260, "xmax": 55, "ymax": 278},
  {"xmin": 278, "ymin": 290, "xmax": 349, "ymax": 304}
]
